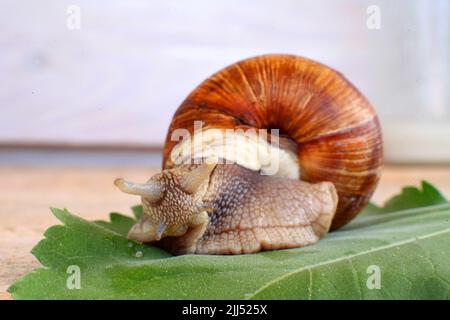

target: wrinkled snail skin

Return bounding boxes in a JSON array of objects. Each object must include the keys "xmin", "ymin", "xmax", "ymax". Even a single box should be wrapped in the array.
[
  {"xmin": 120, "ymin": 161, "xmax": 338, "ymax": 255},
  {"xmin": 116, "ymin": 54, "xmax": 383, "ymax": 255},
  {"xmin": 163, "ymin": 163, "xmax": 339, "ymax": 255}
]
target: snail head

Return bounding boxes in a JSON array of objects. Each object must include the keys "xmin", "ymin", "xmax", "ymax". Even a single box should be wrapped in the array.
[{"xmin": 114, "ymin": 156, "xmax": 218, "ymax": 243}]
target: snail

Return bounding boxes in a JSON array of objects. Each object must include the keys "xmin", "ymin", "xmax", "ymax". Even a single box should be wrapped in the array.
[{"xmin": 115, "ymin": 54, "xmax": 383, "ymax": 255}]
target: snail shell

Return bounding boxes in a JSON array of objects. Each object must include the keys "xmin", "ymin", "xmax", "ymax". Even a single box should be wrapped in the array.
[
  {"xmin": 116, "ymin": 54, "xmax": 383, "ymax": 255},
  {"xmin": 163, "ymin": 54, "xmax": 383, "ymax": 229}
]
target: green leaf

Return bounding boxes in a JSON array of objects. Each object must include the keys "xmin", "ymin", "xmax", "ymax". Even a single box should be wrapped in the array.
[
  {"xmin": 93, "ymin": 212, "xmax": 136, "ymax": 236},
  {"xmin": 131, "ymin": 205, "xmax": 143, "ymax": 220},
  {"xmin": 8, "ymin": 182, "xmax": 450, "ymax": 299},
  {"xmin": 362, "ymin": 180, "xmax": 447, "ymax": 215}
]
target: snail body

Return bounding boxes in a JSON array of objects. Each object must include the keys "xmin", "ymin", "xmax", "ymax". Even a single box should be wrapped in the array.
[
  {"xmin": 117, "ymin": 160, "xmax": 337, "ymax": 255},
  {"xmin": 116, "ymin": 54, "xmax": 383, "ymax": 255}
]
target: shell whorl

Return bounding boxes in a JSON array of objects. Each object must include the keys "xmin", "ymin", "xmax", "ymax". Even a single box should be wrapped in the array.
[{"xmin": 163, "ymin": 54, "xmax": 383, "ymax": 229}]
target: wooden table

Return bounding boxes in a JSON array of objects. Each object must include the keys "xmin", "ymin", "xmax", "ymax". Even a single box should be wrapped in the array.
[{"xmin": 1, "ymin": 165, "xmax": 450, "ymax": 300}]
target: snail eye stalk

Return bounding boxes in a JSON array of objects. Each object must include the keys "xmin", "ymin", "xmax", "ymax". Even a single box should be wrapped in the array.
[{"xmin": 114, "ymin": 178, "xmax": 163, "ymax": 203}]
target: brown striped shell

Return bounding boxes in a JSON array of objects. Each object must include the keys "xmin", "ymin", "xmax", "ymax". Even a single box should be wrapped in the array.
[{"xmin": 162, "ymin": 54, "xmax": 383, "ymax": 229}]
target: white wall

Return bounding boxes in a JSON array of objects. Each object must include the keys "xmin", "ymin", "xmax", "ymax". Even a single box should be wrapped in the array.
[{"xmin": 1, "ymin": 0, "xmax": 449, "ymax": 161}]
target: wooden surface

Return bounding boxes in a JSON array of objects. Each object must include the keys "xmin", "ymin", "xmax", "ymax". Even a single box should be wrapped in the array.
[{"xmin": 1, "ymin": 165, "xmax": 450, "ymax": 300}]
